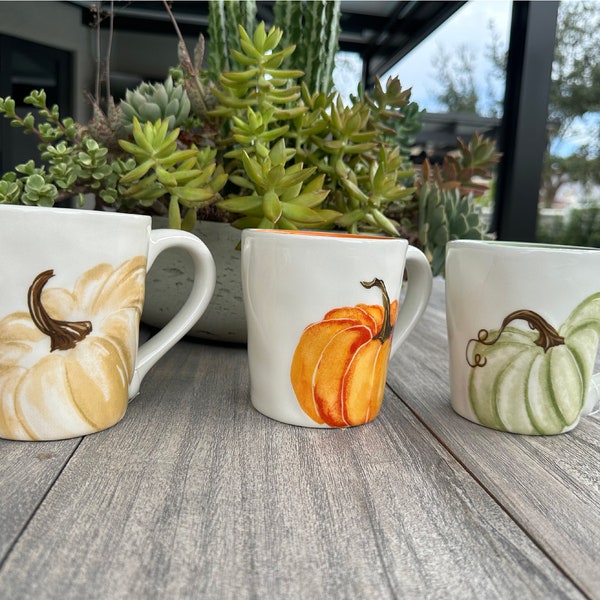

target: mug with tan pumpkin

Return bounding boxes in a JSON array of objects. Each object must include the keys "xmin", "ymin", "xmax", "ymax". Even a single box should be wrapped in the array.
[{"xmin": 0, "ymin": 205, "xmax": 216, "ymax": 441}]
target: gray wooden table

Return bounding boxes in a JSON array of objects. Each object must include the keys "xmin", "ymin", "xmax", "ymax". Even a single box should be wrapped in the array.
[{"xmin": 1, "ymin": 278, "xmax": 598, "ymax": 600}]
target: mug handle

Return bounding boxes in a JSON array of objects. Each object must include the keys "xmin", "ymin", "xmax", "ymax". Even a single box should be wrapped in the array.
[
  {"xmin": 391, "ymin": 245, "xmax": 433, "ymax": 354},
  {"xmin": 128, "ymin": 229, "xmax": 216, "ymax": 398}
]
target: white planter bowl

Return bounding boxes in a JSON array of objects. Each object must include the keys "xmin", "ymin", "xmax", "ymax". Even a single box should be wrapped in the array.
[{"xmin": 143, "ymin": 218, "xmax": 247, "ymax": 343}]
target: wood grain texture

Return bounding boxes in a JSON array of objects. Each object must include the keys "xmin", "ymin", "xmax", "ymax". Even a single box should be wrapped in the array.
[
  {"xmin": 388, "ymin": 277, "xmax": 600, "ymax": 599},
  {"xmin": 0, "ymin": 334, "xmax": 584, "ymax": 599},
  {"xmin": 0, "ymin": 438, "xmax": 79, "ymax": 560}
]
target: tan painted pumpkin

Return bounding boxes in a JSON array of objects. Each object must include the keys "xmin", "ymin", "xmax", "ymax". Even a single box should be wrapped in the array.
[{"xmin": 0, "ymin": 256, "xmax": 146, "ymax": 440}]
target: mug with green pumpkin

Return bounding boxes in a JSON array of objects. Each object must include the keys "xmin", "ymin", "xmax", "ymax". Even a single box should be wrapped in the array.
[
  {"xmin": 0, "ymin": 204, "xmax": 216, "ymax": 441},
  {"xmin": 446, "ymin": 240, "xmax": 600, "ymax": 435}
]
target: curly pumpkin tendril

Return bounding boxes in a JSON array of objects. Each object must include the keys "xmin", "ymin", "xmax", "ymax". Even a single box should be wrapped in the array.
[
  {"xmin": 466, "ymin": 309, "xmax": 565, "ymax": 368},
  {"xmin": 28, "ymin": 269, "xmax": 93, "ymax": 352},
  {"xmin": 361, "ymin": 278, "xmax": 393, "ymax": 343}
]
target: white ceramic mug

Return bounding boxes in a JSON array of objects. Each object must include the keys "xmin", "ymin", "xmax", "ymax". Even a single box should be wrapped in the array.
[
  {"xmin": 446, "ymin": 240, "xmax": 600, "ymax": 435},
  {"xmin": 241, "ymin": 229, "xmax": 433, "ymax": 428},
  {"xmin": 0, "ymin": 205, "xmax": 216, "ymax": 441}
]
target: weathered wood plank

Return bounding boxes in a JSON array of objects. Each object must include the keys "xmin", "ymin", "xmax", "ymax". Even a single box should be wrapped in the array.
[
  {"xmin": 0, "ymin": 438, "xmax": 79, "ymax": 560},
  {"xmin": 388, "ymin": 277, "xmax": 600, "ymax": 599},
  {"xmin": 0, "ymin": 338, "xmax": 583, "ymax": 599}
]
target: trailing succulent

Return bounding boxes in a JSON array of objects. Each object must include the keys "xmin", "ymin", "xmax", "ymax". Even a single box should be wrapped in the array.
[{"xmin": 0, "ymin": 12, "xmax": 499, "ymax": 275}]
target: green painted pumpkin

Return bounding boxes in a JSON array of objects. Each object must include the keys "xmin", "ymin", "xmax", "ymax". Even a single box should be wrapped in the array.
[{"xmin": 466, "ymin": 293, "xmax": 600, "ymax": 435}]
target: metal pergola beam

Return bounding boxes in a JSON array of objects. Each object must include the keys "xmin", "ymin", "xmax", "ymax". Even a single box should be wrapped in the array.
[{"xmin": 492, "ymin": 0, "xmax": 559, "ymax": 241}]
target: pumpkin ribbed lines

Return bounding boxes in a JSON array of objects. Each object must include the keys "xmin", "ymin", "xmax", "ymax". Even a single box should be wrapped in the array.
[
  {"xmin": 339, "ymin": 333, "xmax": 377, "ymax": 427},
  {"xmin": 524, "ymin": 354, "xmax": 551, "ymax": 435},
  {"xmin": 313, "ymin": 324, "xmax": 371, "ymax": 427},
  {"xmin": 548, "ymin": 347, "xmax": 583, "ymax": 427},
  {"xmin": 62, "ymin": 358, "xmax": 102, "ymax": 430},
  {"xmin": 490, "ymin": 346, "xmax": 533, "ymax": 432}
]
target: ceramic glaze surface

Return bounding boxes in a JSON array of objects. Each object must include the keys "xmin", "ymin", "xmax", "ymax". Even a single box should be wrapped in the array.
[
  {"xmin": 446, "ymin": 240, "xmax": 600, "ymax": 435},
  {"xmin": 0, "ymin": 205, "xmax": 216, "ymax": 440},
  {"xmin": 241, "ymin": 229, "xmax": 432, "ymax": 428}
]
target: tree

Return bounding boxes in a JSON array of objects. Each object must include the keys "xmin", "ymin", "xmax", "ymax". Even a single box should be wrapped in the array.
[
  {"xmin": 431, "ymin": 44, "xmax": 479, "ymax": 113},
  {"xmin": 432, "ymin": 21, "xmax": 506, "ymax": 117},
  {"xmin": 432, "ymin": 2, "xmax": 600, "ymax": 209},
  {"xmin": 540, "ymin": 1, "xmax": 600, "ymax": 207}
]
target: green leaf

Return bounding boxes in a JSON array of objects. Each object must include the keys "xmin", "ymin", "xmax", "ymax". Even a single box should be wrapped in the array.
[
  {"xmin": 281, "ymin": 203, "xmax": 329, "ymax": 225},
  {"xmin": 172, "ymin": 186, "xmax": 216, "ymax": 203},
  {"xmin": 119, "ymin": 159, "xmax": 155, "ymax": 183},
  {"xmin": 263, "ymin": 190, "xmax": 282, "ymax": 223},
  {"xmin": 218, "ymin": 195, "xmax": 262, "ymax": 213},
  {"xmin": 168, "ymin": 196, "xmax": 182, "ymax": 229}
]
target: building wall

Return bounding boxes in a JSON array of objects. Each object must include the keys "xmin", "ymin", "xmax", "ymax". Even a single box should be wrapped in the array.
[
  {"xmin": 0, "ymin": 1, "xmax": 197, "ymax": 121},
  {"xmin": 0, "ymin": 1, "xmax": 94, "ymax": 120}
]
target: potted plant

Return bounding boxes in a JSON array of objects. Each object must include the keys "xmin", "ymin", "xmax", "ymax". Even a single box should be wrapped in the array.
[{"xmin": 0, "ymin": 0, "xmax": 498, "ymax": 342}]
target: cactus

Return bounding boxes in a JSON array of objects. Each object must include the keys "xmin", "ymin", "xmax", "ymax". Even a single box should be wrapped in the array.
[
  {"xmin": 207, "ymin": 0, "xmax": 257, "ymax": 80},
  {"xmin": 274, "ymin": 0, "xmax": 341, "ymax": 93},
  {"xmin": 418, "ymin": 184, "xmax": 490, "ymax": 276},
  {"xmin": 206, "ymin": 0, "xmax": 340, "ymax": 94},
  {"xmin": 120, "ymin": 76, "xmax": 191, "ymax": 132},
  {"xmin": 417, "ymin": 134, "xmax": 499, "ymax": 276}
]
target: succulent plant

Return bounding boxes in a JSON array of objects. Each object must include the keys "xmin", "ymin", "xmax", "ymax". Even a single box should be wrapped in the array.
[
  {"xmin": 425, "ymin": 133, "xmax": 501, "ymax": 198},
  {"xmin": 218, "ymin": 138, "xmax": 336, "ymax": 229},
  {"xmin": 418, "ymin": 184, "xmax": 490, "ymax": 276},
  {"xmin": 120, "ymin": 76, "xmax": 191, "ymax": 132},
  {"xmin": 118, "ymin": 117, "xmax": 227, "ymax": 229},
  {"xmin": 0, "ymin": 10, "xmax": 500, "ymax": 276},
  {"xmin": 205, "ymin": 22, "xmax": 333, "ymax": 230},
  {"xmin": 85, "ymin": 95, "xmax": 126, "ymax": 149},
  {"xmin": 416, "ymin": 134, "xmax": 499, "ymax": 276},
  {"xmin": 201, "ymin": 22, "xmax": 422, "ymax": 236},
  {"xmin": 0, "ymin": 91, "xmax": 131, "ymax": 208}
]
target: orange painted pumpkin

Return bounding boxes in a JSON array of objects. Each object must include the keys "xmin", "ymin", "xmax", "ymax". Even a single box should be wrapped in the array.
[
  {"xmin": 290, "ymin": 278, "xmax": 398, "ymax": 427},
  {"xmin": 0, "ymin": 256, "xmax": 146, "ymax": 440}
]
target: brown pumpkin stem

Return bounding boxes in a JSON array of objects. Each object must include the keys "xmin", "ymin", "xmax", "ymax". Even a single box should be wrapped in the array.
[
  {"xmin": 28, "ymin": 270, "xmax": 93, "ymax": 352},
  {"xmin": 361, "ymin": 278, "xmax": 393, "ymax": 343},
  {"xmin": 466, "ymin": 309, "xmax": 565, "ymax": 368}
]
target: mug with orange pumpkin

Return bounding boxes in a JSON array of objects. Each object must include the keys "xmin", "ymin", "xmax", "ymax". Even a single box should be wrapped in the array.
[
  {"xmin": 446, "ymin": 240, "xmax": 600, "ymax": 435},
  {"xmin": 241, "ymin": 229, "xmax": 433, "ymax": 428},
  {"xmin": 0, "ymin": 204, "xmax": 216, "ymax": 441}
]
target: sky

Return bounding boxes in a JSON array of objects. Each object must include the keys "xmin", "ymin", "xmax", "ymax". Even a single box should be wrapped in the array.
[
  {"xmin": 333, "ymin": 0, "xmax": 513, "ymax": 113},
  {"xmin": 331, "ymin": 1, "xmax": 587, "ymax": 159},
  {"xmin": 386, "ymin": 0, "xmax": 513, "ymax": 112}
]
